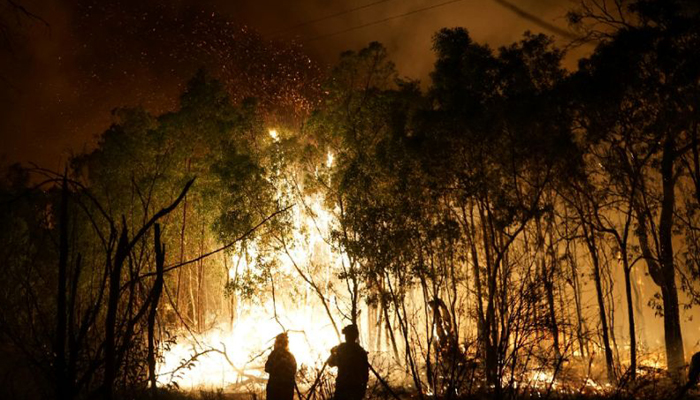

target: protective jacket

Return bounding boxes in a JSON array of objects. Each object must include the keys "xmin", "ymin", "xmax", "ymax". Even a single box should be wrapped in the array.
[
  {"xmin": 265, "ymin": 348, "xmax": 296, "ymax": 400},
  {"xmin": 328, "ymin": 342, "xmax": 369, "ymax": 400}
]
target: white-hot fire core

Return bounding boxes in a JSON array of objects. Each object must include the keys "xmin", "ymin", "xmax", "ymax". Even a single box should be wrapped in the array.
[{"xmin": 156, "ymin": 299, "xmax": 341, "ymax": 389}]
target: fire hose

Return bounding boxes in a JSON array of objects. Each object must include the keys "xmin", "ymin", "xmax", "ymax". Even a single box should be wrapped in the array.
[
  {"xmin": 303, "ymin": 359, "xmax": 401, "ymax": 400},
  {"xmin": 367, "ymin": 361, "xmax": 402, "ymax": 400},
  {"xmin": 303, "ymin": 360, "xmax": 328, "ymax": 400}
]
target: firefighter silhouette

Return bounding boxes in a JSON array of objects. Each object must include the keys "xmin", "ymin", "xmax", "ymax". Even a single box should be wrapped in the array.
[
  {"xmin": 328, "ymin": 324, "xmax": 369, "ymax": 400},
  {"xmin": 265, "ymin": 332, "xmax": 296, "ymax": 400},
  {"xmin": 690, "ymin": 352, "xmax": 700, "ymax": 387},
  {"xmin": 428, "ymin": 298, "xmax": 457, "ymax": 355},
  {"xmin": 427, "ymin": 298, "xmax": 468, "ymax": 395}
]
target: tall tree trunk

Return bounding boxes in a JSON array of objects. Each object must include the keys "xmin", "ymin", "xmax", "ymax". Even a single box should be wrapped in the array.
[
  {"xmin": 188, "ymin": 266, "xmax": 196, "ymax": 328},
  {"xmin": 148, "ymin": 224, "xmax": 165, "ymax": 397},
  {"xmin": 477, "ymin": 202, "xmax": 500, "ymax": 392},
  {"xmin": 385, "ymin": 273, "xmax": 424, "ymax": 399},
  {"xmin": 176, "ymin": 193, "xmax": 187, "ymax": 310},
  {"xmin": 584, "ymin": 226, "xmax": 615, "ymax": 382},
  {"xmin": 382, "ymin": 301, "xmax": 400, "ymax": 361},
  {"xmin": 638, "ymin": 137, "xmax": 686, "ymax": 378},
  {"xmin": 103, "ymin": 225, "xmax": 129, "ymax": 400},
  {"xmin": 375, "ymin": 302, "xmax": 384, "ymax": 352},
  {"xmin": 196, "ymin": 222, "xmax": 205, "ymax": 330},
  {"xmin": 621, "ymin": 249, "xmax": 637, "ymax": 380},
  {"xmin": 660, "ymin": 283, "xmax": 684, "ymax": 376},
  {"xmin": 543, "ymin": 265, "xmax": 560, "ymax": 361},
  {"xmin": 659, "ymin": 137, "xmax": 685, "ymax": 377},
  {"xmin": 55, "ymin": 174, "xmax": 69, "ymax": 400},
  {"xmin": 637, "ymin": 217, "xmax": 685, "ymax": 377},
  {"xmin": 176, "ymin": 159, "xmax": 191, "ymax": 313},
  {"xmin": 544, "ymin": 217, "xmax": 561, "ymax": 362},
  {"xmin": 368, "ymin": 301, "xmax": 377, "ymax": 352},
  {"xmin": 568, "ymin": 248, "xmax": 588, "ymax": 358}
]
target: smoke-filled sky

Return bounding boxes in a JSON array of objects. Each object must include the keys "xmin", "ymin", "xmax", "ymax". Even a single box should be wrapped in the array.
[{"xmin": 0, "ymin": 0, "xmax": 587, "ymax": 169}]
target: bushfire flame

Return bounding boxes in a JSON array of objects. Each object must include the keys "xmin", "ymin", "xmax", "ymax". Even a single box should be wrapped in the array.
[
  {"xmin": 157, "ymin": 179, "xmax": 344, "ymax": 390},
  {"xmin": 156, "ymin": 302, "xmax": 340, "ymax": 390},
  {"xmin": 153, "ymin": 142, "xmax": 693, "ymax": 395}
]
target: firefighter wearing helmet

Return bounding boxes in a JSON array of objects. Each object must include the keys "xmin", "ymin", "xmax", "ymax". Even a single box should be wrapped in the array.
[
  {"xmin": 265, "ymin": 332, "xmax": 296, "ymax": 400},
  {"xmin": 328, "ymin": 324, "xmax": 369, "ymax": 400}
]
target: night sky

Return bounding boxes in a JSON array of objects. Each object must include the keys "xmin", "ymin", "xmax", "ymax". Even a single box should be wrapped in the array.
[{"xmin": 0, "ymin": 0, "xmax": 585, "ymax": 169}]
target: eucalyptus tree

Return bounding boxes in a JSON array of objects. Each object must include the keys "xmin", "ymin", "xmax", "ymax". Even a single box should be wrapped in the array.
[
  {"xmin": 304, "ymin": 42, "xmax": 452, "ymax": 394},
  {"xmin": 570, "ymin": 0, "xmax": 700, "ymax": 378},
  {"xmin": 423, "ymin": 28, "xmax": 576, "ymax": 392},
  {"xmin": 558, "ymin": 171, "xmax": 620, "ymax": 382},
  {"xmin": 305, "ymin": 42, "xmax": 399, "ymax": 328}
]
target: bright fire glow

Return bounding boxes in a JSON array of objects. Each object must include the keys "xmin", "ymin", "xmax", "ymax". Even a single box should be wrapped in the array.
[
  {"xmin": 154, "ymin": 138, "xmax": 678, "ymax": 394},
  {"xmin": 157, "ymin": 177, "xmax": 346, "ymax": 390},
  {"xmin": 156, "ymin": 301, "xmax": 340, "ymax": 389},
  {"xmin": 528, "ymin": 370, "xmax": 558, "ymax": 390}
]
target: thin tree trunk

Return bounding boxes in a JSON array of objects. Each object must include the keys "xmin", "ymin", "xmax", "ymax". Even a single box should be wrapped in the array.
[
  {"xmin": 197, "ymin": 222, "xmax": 205, "ymax": 330},
  {"xmin": 622, "ymin": 254, "xmax": 636, "ymax": 380},
  {"xmin": 55, "ymin": 174, "xmax": 69, "ymax": 400},
  {"xmin": 103, "ymin": 225, "xmax": 129, "ymax": 400},
  {"xmin": 385, "ymin": 272, "xmax": 424, "ymax": 400},
  {"xmin": 546, "ymin": 217, "xmax": 561, "ymax": 361},
  {"xmin": 584, "ymin": 225, "xmax": 615, "ymax": 382},
  {"xmin": 375, "ymin": 302, "xmax": 384, "ymax": 352},
  {"xmin": 381, "ymin": 295, "xmax": 401, "ymax": 362},
  {"xmin": 148, "ymin": 224, "xmax": 165, "ymax": 397},
  {"xmin": 176, "ymin": 192, "xmax": 187, "ymax": 311},
  {"xmin": 569, "ymin": 249, "xmax": 588, "ymax": 358},
  {"xmin": 188, "ymin": 266, "xmax": 196, "ymax": 329}
]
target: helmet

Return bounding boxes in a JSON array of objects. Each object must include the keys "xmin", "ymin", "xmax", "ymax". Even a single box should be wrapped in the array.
[
  {"xmin": 275, "ymin": 332, "xmax": 289, "ymax": 348},
  {"xmin": 342, "ymin": 324, "xmax": 359, "ymax": 337}
]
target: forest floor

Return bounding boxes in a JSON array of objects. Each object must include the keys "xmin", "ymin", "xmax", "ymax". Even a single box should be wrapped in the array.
[{"xmin": 147, "ymin": 385, "xmax": 700, "ymax": 400}]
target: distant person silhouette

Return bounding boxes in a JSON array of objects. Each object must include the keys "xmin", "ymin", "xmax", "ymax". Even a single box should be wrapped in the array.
[
  {"xmin": 428, "ymin": 298, "xmax": 457, "ymax": 355},
  {"xmin": 328, "ymin": 324, "xmax": 369, "ymax": 400},
  {"xmin": 265, "ymin": 332, "xmax": 296, "ymax": 400}
]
